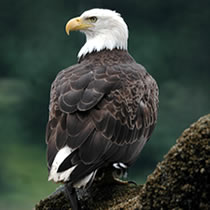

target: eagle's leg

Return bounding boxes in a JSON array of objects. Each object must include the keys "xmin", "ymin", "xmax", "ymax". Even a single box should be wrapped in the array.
[
  {"xmin": 65, "ymin": 183, "xmax": 81, "ymax": 210},
  {"xmin": 96, "ymin": 166, "xmax": 136, "ymax": 186},
  {"xmin": 112, "ymin": 167, "xmax": 137, "ymax": 186}
]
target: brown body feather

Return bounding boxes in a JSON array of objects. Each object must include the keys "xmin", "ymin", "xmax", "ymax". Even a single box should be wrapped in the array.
[{"xmin": 46, "ymin": 49, "xmax": 158, "ymax": 185}]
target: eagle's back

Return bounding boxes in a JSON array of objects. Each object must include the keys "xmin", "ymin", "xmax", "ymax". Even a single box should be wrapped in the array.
[{"xmin": 46, "ymin": 49, "xmax": 158, "ymax": 186}]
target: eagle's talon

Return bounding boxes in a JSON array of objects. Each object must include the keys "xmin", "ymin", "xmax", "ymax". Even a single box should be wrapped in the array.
[{"xmin": 127, "ymin": 180, "xmax": 137, "ymax": 186}]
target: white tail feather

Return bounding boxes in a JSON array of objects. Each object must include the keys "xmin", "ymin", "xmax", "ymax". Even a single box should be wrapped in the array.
[{"xmin": 48, "ymin": 146, "xmax": 76, "ymax": 182}]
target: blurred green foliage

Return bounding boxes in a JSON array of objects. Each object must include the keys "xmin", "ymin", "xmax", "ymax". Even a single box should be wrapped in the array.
[{"xmin": 0, "ymin": 0, "xmax": 209, "ymax": 209}]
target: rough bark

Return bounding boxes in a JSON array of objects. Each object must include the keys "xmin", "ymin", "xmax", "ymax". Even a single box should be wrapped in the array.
[{"xmin": 35, "ymin": 114, "xmax": 210, "ymax": 210}]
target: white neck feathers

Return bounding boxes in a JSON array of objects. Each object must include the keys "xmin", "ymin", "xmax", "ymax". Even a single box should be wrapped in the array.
[{"xmin": 78, "ymin": 11, "xmax": 128, "ymax": 58}]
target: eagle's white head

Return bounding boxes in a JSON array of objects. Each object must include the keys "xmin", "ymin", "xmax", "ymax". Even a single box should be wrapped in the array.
[{"xmin": 65, "ymin": 8, "xmax": 128, "ymax": 59}]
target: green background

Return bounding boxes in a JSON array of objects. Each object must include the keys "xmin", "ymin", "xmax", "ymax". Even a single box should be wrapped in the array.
[{"xmin": 0, "ymin": 0, "xmax": 209, "ymax": 209}]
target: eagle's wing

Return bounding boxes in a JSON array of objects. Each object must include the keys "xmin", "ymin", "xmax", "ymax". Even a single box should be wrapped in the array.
[{"xmin": 46, "ymin": 62, "xmax": 158, "ymax": 184}]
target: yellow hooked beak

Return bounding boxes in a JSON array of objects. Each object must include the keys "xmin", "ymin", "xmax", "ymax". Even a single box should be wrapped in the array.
[{"xmin": 65, "ymin": 17, "xmax": 92, "ymax": 35}]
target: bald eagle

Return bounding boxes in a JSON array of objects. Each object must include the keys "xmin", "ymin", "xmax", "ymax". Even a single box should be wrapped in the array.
[{"xmin": 46, "ymin": 8, "xmax": 158, "ymax": 210}]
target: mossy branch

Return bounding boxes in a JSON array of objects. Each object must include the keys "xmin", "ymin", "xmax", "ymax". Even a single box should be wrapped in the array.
[{"xmin": 35, "ymin": 114, "xmax": 210, "ymax": 210}]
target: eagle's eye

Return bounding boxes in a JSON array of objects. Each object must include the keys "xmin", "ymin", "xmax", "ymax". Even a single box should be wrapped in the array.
[{"xmin": 87, "ymin": 16, "xmax": 98, "ymax": 23}]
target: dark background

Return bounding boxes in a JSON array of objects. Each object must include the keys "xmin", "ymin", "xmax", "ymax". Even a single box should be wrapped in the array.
[{"xmin": 0, "ymin": 0, "xmax": 209, "ymax": 209}]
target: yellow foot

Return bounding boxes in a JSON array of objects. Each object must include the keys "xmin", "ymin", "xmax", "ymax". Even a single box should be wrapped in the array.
[{"xmin": 113, "ymin": 177, "xmax": 137, "ymax": 186}]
